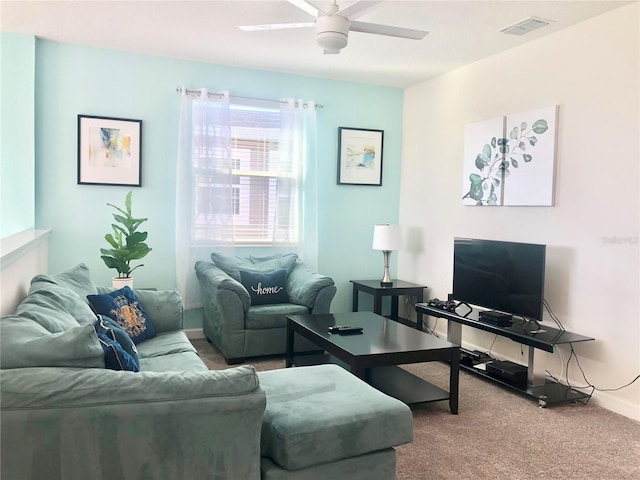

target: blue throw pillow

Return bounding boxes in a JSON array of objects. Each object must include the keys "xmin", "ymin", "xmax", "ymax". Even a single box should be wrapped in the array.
[
  {"xmin": 87, "ymin": 286, "xmax": 156, "ymax": 344},
  {"xmin": 97, "ymin": 333, "xmax": 140, "ymax": 372},
  {"xmin": 240, "ymin": 269, "xmax": 289, "ymax": 306},
  {"xmin": 94, "ymin": 314, "xmax": 140, "ymax": 372}
]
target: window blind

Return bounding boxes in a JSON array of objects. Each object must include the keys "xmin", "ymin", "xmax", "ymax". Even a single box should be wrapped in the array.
[{"xmin": 191, "ymin": 98, "xmax": 299, "ymax": 246}]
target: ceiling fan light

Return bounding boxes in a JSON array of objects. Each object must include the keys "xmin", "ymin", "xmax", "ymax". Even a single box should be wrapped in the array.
[
  {"xmin": 316, "ymin": 31, "xmax": 348, "ymax": 50},
  {"xmin": 316, "ymin": 14, "xmax": 349, "ymax": 51}
]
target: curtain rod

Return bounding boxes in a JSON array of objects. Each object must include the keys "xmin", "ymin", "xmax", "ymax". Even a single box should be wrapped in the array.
[{"xmin": 175, "ymin": 87, "xmax": 323, "ymax": 109}]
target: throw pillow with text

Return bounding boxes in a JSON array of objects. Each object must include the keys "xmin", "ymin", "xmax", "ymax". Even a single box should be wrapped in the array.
[{"xmin": 239, "ymin": 269, "xmax": 289, "ymax": 306}]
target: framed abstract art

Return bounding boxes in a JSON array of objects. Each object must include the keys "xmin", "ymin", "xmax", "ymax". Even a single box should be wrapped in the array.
[
  {"xmin": 77, "ymin": 115, "xmax": 142, "ymax": 186},
  {"xmin": 337, "ymin": 127, "xmax": 384, "ymax": 186}
]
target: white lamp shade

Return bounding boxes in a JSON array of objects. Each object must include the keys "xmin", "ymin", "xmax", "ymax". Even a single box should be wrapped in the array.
[{"xmin": 372, "ymin": 224, "xmax": 402, "ymax": 251}]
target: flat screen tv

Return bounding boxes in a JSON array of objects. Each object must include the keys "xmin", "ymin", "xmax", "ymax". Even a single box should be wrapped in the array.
[{"xmin": 452, "ymin": 238, "xmax": 546, "ymax": 321}]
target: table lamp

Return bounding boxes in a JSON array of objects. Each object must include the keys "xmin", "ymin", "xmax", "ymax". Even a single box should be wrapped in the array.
[{"xmin": 372, "ymin": 224, "xmax": 402, "ymax": 287}]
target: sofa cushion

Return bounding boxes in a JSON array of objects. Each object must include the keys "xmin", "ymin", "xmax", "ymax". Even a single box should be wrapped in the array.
[
  {"xmin": 0, "ymin": 316, "xmax": 104, "ymax": 369},
  {"xmin": 87, "ymin": 286, "xmax": 156, "ymax": 344},
  {"xmin": 135, "ymin": 330, "xmax": 197, "ymax": 359},
  {"xmin": 95, "ymin": 315, "xmax": 140, "ymax": 371},
  {"xmin": 23, "ymin": 263, "xmax": 98, "ymax": 328},
  {"xmin": 14, "ymin": 291, "xmax": 81, "ymax": 333},
  {"xmin": 245, "ymin": 303, "xmax": 309, "ymax": 330},
  {"xmin": 138, "ymin": 351, "xmax": 209, "ymax": 372},
  {"xmin": 43, "ymin": 263, "xmax": 98, "ymax": 299},
  {"xmin": 18, "ymin": 278, "xmax": 98, "ymax": 332},
  {"xmin": 257, "ymin": 364, "xmax": 414, "ymax": 471},
  {"xmin": 240, "ymin": 269, "xmax": 290, "ymax": 306},
  {"xmin": 133, "ymin": 289, "xmax": 184, "ymax": 333},
  {"xmin": 210, "ymin": 252, "xmax": 298, "ymax": 282}
]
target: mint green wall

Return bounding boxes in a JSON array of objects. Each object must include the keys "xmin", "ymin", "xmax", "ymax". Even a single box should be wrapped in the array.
[
  {"xmin": 34, "ymin": 40, "xmax": 403, "ymax": 313},
  {"xmin": 1, "ymin": 32, "xmax": 35, "ymax": 237}
]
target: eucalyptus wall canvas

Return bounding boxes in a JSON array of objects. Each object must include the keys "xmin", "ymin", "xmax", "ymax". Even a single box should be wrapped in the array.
[{"xmin": 462, "ymin": 105, "xmax": 558, "ymax": 206}]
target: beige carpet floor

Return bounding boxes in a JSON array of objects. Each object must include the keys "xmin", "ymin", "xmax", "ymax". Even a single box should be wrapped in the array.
[{"xmin": 191, "ymin": 338, "xmax": 640, "ymax": 480}]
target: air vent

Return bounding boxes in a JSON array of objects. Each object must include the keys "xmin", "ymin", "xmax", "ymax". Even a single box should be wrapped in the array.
[{"xmin": 500, "ymin": 17, "xmax": 551, "ymax": 36}]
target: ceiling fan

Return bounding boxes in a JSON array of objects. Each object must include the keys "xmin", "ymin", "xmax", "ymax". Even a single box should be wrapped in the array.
[{"xmin": 239, "ymin": 0, "xmax": 428, "ymax": 54}]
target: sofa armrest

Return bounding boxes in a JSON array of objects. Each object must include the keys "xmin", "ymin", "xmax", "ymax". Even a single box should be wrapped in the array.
[
  {"xmin": 1, "ymin": 365, "xmax": 265, "ymax": 480},
  {"xmin": 311, "ymin": 285, "xmax": 338, "ymax": 314},
  {"xmin": 195, "ymin": 261, "xmax": 251, "ymax": 360},
  {"xmin": 195, "ymin": 261, "xmax": 251, "ymax": 311},
  {"xmin": 287, "ymin": 261, "xmax": 336, "ymax": 310}
]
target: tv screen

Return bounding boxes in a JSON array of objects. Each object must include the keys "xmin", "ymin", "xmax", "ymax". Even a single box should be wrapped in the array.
[{"xmin": 452, "ymin": 238, "xmax": 546, "ymax": 321}]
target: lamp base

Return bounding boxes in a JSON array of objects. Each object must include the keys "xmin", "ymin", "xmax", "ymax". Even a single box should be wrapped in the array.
[{"xmin": 380, "ymin": 251, "xmax": 393, "ymax": 288}]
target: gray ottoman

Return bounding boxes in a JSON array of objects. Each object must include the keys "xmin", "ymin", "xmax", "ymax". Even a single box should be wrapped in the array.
[{"xmin": 257, "ymin": 364, "xmax": 414, "ymax": 479}]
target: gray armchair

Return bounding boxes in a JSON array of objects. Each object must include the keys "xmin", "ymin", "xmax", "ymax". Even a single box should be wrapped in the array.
[{"xmin": 195, "ymin": 253, "xmax": 336, "ymax": 364}]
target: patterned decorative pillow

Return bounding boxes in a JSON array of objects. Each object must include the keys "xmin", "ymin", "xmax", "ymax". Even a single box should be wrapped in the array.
[
  {"xmin": 239, "ymin": 269, "xmax": 289, "ymax": 306},
  {"xmin": 87, "ymin": 287, "xmax": 156, "ymax": 344},
  {"xmin": 94, "ymin": 314, "xmax": 140, "ymax": 371}
]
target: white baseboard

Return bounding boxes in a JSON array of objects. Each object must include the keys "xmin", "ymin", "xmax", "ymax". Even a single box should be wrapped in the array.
[
  {"xmin": 589, "ymin": 393, "xmax": 640, "ymax": 422},
  {"xmin": 185, "ymin": 328, "xmax": 206, "ymax": 340}
]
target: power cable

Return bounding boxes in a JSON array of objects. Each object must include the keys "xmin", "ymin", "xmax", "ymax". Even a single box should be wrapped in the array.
[{"xmin": 544, "ymin": 301, "xmax": 638, "ymax": 396}]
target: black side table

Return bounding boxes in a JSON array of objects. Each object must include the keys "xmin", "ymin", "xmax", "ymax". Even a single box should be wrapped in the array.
[{"xmin": 350, "ymin": 279, "xmax": 427, "ymax": 330}]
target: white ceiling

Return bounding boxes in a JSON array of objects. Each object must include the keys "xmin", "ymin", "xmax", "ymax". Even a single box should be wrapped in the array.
[{"xmin": 1, "ymin": 0, "xmax": 634, "ymax": 88}]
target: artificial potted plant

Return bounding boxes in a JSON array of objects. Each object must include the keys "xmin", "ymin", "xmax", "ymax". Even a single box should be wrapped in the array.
[{"xmin": 100, "ymin": 191, "xmax": 152, "ymax": 288}]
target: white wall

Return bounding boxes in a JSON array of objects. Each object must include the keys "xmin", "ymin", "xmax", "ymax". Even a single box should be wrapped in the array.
[{"xmin": 399, "ymin": 4, "xmax": 639, "ymax": 420}]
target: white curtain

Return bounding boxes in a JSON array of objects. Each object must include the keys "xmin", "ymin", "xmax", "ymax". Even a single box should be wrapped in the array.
[
  {"xmin": 271, "ymin": 98, "xmax": 318, "ymax": 270},
  {"xmin": 297, "ymin": 98, "xmax": 318, "ymax": 271},
  {"xmin": 175, "ymin": 89, "xmax": 318, "ymax": 308},
  {"xmin": 176, "ymin": 87, "xmax": 232, "ymax": 308}
]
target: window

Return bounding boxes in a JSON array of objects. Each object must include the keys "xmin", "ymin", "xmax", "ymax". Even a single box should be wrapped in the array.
[
  {"xmin": 176, "ymin": 90, "xmax": 317, "ymax": 306},
  {"xmin": 191, "ymin": 98, "xmax": 299, "ymax": 246}
]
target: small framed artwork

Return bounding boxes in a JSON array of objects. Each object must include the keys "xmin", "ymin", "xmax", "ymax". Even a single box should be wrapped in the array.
[
  {"xmin": 77, "ymin": 115, "xmax": 142, "ymax": 186},
  {"xmin": 337, "ymin": 127, "xmax": 384, "ymax": 186}
]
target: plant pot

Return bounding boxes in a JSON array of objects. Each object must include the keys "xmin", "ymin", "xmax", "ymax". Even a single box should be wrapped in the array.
[{"xmin": 112, "ymin": 277, "xmax": 133, "ymax": 289}]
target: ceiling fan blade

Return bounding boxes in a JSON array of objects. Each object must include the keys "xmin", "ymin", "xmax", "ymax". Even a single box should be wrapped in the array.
[
  {"xmin": 239, "ymin": 22, "xmax": 315, "ymax": 32},
  {"xmin": 350, "ymin": 21, "xmax": 428, "ymax": 40},
  {"xmin": 287, "ymin": 0, "xmax": 325, "ymax": 17},
  {"xmin": 338, "ymin": 1, "xmax": 382, "ymax": 20}
]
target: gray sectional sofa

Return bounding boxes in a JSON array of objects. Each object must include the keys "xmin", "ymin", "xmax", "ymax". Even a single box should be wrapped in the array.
[{"xmin": 0, "ymin": 264, "xmax": 413, "ymax": 480}]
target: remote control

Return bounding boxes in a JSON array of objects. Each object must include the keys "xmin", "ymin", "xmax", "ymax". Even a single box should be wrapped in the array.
[{"xmin": 328, "ymin": 326, "xmax": 363, "ymax": 335}]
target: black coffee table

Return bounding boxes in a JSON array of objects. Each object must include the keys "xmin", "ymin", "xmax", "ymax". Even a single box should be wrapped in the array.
[{"xmin": 286, "ymin": 311, "xmax": 460, "ymax": 414}]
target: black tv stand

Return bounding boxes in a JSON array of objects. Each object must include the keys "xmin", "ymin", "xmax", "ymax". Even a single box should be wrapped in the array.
[{"xmin": 416, "ymin": 303, "xmax": 595, "ymax": 407}]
